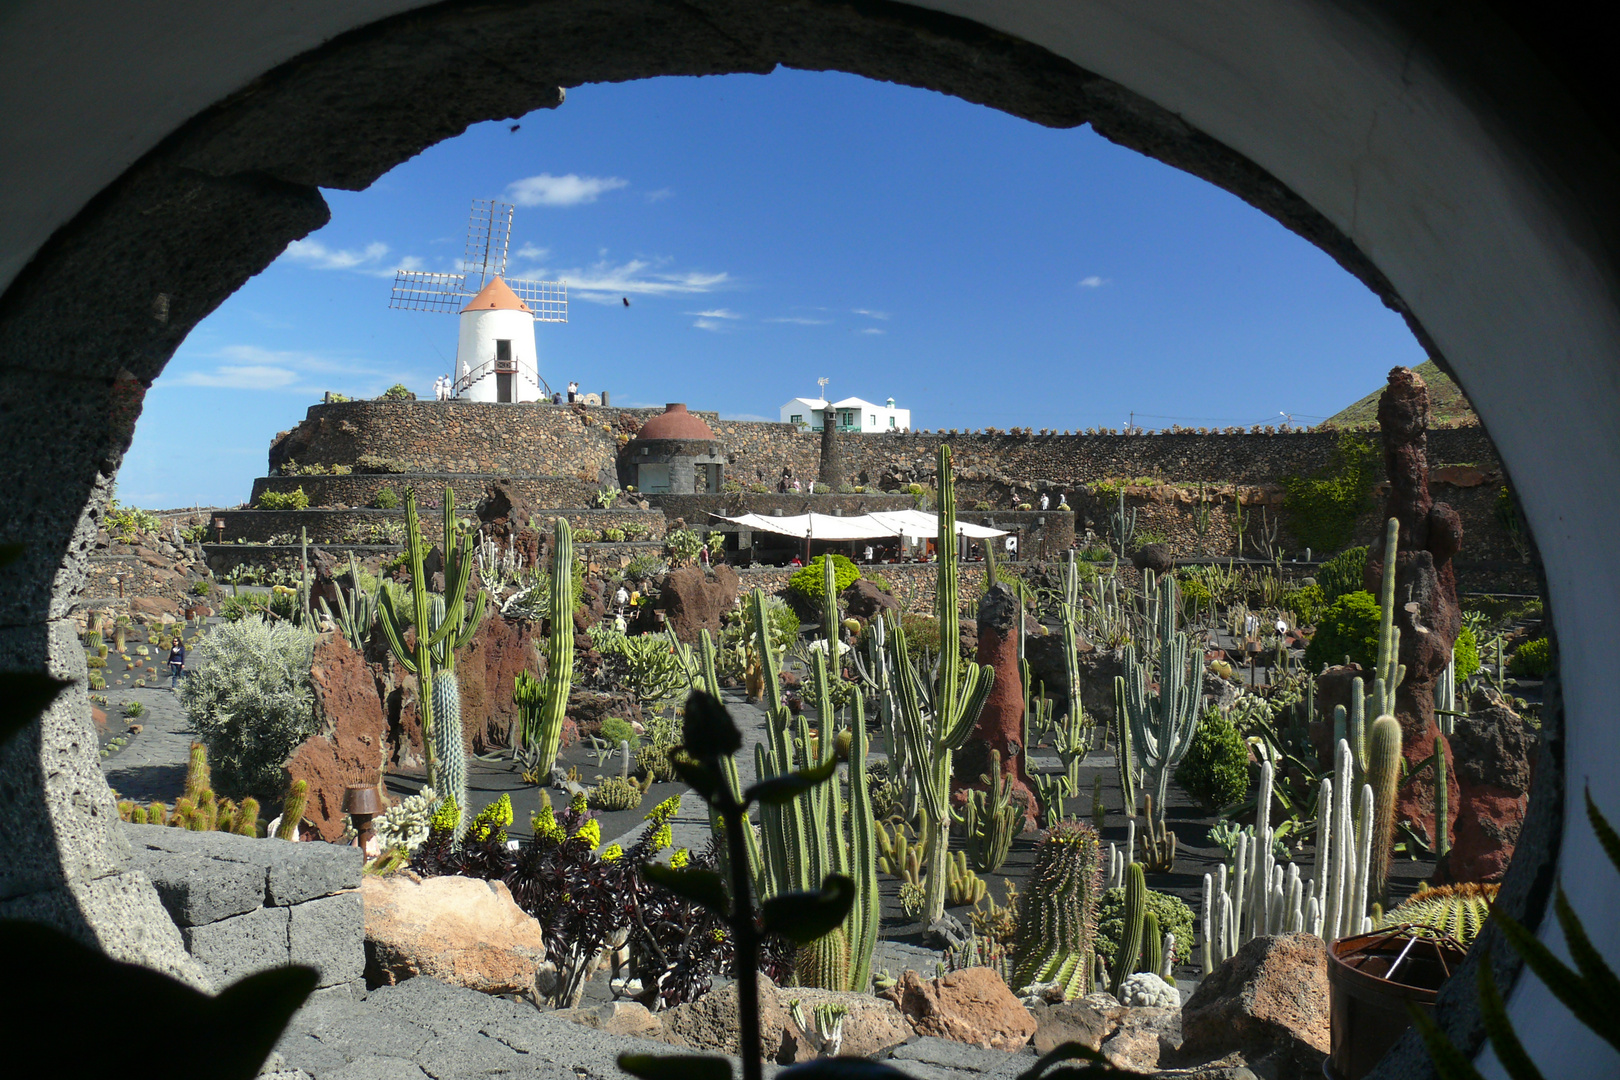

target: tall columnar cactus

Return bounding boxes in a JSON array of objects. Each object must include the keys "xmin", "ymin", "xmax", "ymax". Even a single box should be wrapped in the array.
[
  {"xmin": 377, "ymin": 486, "xmax": 487, "ymax": 822},
  {"xmin": 1314, "ymin": 739, "xmax": 1375, "ymax": 943},
  {"xmin": 1434, "ymin": 736, "xmax": 1450, "ymax": 860},
  {"xmin": 1110, "ymin": 488, "xmax": 1136, "ymax": 557},
  {"xmin": 821, "ymin": 550, "xmax": 839, "ymax": 647},
  {"xmin": 1371, "ymin": 517, "xmax": 1406, "ymax": 718},
  {"xmin": 1011, "ymin": 819, "xmax": 1103, "ymax": 999},
  {"xmin": 1113, "ymin": 677, "xmax": 1136, "ymax": 815},
  {"xmin": 1109, "ymin": 862, "xmax": 1147, "ymax": 996},
  {"xmin": 1060, "ymin": 551, "xmax": 1085, "ymax": 740},
  {"xmin": 276, "ymin": 779, "xmax": 308, "ymax": 841},
  {"xmin": 529, "ymin": 516, "xmax": 576, "ymax": 769},
  {"xmin": 1119, "ymin": 574, "xmax": 1204, "ymax": 827},
  {"xmin": 1367, "ymin": 714, "xmax": 1404, "ymax": 906},
  {"xmin": 964, "ymin": 750, "xmax": 1021, "ymax": 874},
  {"xmin": 183, "ymin": 742, "xmax": 210, "ymax": 804},
  {"xmin": 319, "ymin": 551, "xmax": 380, "ymax": 652},
  {"xmin": 886, "ymin": 445, "xmax": 995, "ymax": 925},
  {"xmin": 1139, "ymin": 912, "xmax": 1163, "ymax": 978}
]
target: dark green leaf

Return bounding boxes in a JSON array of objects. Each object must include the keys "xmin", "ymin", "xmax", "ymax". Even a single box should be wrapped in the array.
[
  {"xmin": 1406, "ymin": 1002, "xmax": 1488, "ymax": 1080},
  {"xmin": 672, "ymin": 757, "xmax": 721, "ymax": 801},
  {"xmin": 746, "ymin": 756, "xmax": 838, "ymax": 805},
  {"xmin": 211, "ymin": 964, "xmax": 320, "ymax": 1076},
  {"xmin": 617, "ymin": 1052, "xmax": 733, "ymax": 1080},
  {"xmin": 0, "ymin": 543, "xmax": 23, "ymax": 567},
  {"xmin": 1550, "ymin": 885, "xmax": 1620, "ymax": 1048},
  {"xmin": 1495, "ymin": 900, "xmax": 1613, "ymax": 1046},
  {"xmin": 1586, "ymin": 787, "xmax": 1620, "ymax": 877},
  {"xmin": 682, "ymin": 690, "xmax": 742, "ymax": 759},
  {"xmin": 640, "ymin": 863, "xmax": 730, "ymax": 917},
  {"xmin": 1477, "ymin": 952, "xmax": 1547, "ymax": 1080},
  {"xmin": 760, "ymin": 874, "xmax": 855, "ymax": 944},
  {"xmin": 0, "ymin": 673, "xmax": 73, "ymax": 748}
]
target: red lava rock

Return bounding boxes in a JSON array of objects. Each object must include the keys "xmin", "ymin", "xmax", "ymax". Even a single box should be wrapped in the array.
[
  {"xmin": 954, "ymin": 583, "xmax": 1038, "ymax": 827},
  {"xmin": 285, "ymin": 635, "xmax": 389, "ymax": 841},
  {"xmin": 660, "ymin": 565, "xmax": 739, "ymax": 643},
  {"xmin": 454, "ymin": 611, "xmax": 542, "ymax": 748},
  {"xmin": 1365, "ymin": 367, "xmax": 1463, "ymax": 840},
  {"xmin": 1437, "ymin": 686, "xmax": 1534, "ymax": 883},
  {"xmin": 1181, "ymin": 932, "xmax": 1330, "ymax": 1063},
  {"xmin": 881, "ymin": 967, "xmax": 1036, "ymax": 1050}
]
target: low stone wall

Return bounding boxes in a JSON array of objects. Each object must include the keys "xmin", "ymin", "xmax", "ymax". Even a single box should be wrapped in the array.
[
  {"xmin": 80, "ymin": 552, "xmax": 205, "ymax": 612},
  {"xmin": 123, "ymin": 823, "xmax": 365, "ymax": 994},
  {"xmin": 647, "ymin": 491, "xmax": 916, "ymax": 523},
  {"xmin": 215, "ymin": 507, "xmax": 666, "ymax": 545},
  {"xmin": 250, "ymin": 471, "xmax": 603, "ymax": 510}
]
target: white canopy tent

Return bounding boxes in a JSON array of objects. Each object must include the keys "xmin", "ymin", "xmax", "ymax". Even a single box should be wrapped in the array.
[{"xmin": 713, "ymin": 510, "xmax": 1007, "ymax": 541}]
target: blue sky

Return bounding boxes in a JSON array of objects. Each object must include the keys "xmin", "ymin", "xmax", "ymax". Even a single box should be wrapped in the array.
[{"xmin": 122, "ymin": 69, "xmax": 1426, "ymax": 508}]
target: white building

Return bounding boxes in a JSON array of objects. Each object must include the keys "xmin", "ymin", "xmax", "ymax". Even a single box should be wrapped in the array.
[
  {"xmin": 780, "ymin": 396, "xmax": 911, "ymax": 433},
  {"xmin": 453, "ymin": 277, "xmax": 544, "ymax": 403}
]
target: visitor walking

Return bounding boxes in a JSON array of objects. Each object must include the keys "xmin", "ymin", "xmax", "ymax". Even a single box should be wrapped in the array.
[{"xmin": 167, "ymin": 638, "xmax": 186, "ymax": 691}]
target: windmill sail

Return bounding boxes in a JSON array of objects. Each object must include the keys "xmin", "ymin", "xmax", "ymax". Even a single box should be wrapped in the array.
[
  {"xmin": 462, "ymin": 199, "xmax": 512, "ymax": 289},
  {"xmin": 506, "ymin": 278, "xmax": 568, "ymax": 322},
  {"xmin": 389, "ymin": 270, "xmax": 469, "ymax": 313},
  {"xmin": 387, "ymin": 199, "xmax": 566, "ymax": 322}
]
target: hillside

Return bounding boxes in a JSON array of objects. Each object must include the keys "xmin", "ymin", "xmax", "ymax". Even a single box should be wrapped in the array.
[{"xmin": 1324, "ymin": 360, "xmax": 1478, "ymax": 428}]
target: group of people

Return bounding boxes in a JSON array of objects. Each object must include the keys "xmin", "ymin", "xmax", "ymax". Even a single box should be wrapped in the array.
[
  {"xmin": 433, "ymin": 373, "xmax": 455, "ymax": 401},
  {"xmin": 1037, "ymin": 491, "xmax": 1071, "ymax": 511}
]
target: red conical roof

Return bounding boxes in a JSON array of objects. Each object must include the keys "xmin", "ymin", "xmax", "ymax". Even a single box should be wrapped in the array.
[
  {"xmin": 459, "ymin": 276, "xmax": 529, "ymax": 314},
  {"xmin": 635, "ymin": 403, "xmax": 717, "ymax": 441}
]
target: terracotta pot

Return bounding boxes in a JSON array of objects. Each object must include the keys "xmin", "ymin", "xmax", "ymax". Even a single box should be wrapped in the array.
[{"xmin": 1326, "ymin": 927, "xmax": 1468, "ymax": 1080}]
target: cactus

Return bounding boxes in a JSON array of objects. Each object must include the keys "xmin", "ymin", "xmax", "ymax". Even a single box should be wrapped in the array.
[
  {"xmin": 1140, "ymin": 911, "xmax": 1163, "ymax": 977},
  {"xmin": 1091, "ymin": 773, "xmax": 1106, "ymax": 834},
  {"xmin": 1109, "ymin": 863, "xmax": 1146, "ymax": 996},
  {"xmin": 945, "ymin": 850, "xmax": 988, "ymax": 906},
  {"xmin": 1011, "ymin": 819, "xmax": 1103, "ymax": 999},
  {"xmin": 376, "ymin": 485, "xmax": 487, "ymax": 810},
  {"xmin": 1110, "ymin": 488, "xmax": 1137, "ymax": 556},
  {"xmin": 526, "ymin": 516, "xmax": 575, "ymax": 772},
  {"xmin": 431, "ymin": 668, "xmax": 467, "ymax": 836},
  {"xmin": 794, "ymin": 927, "xmax": 850, "ymax": 991},
  {"xmin": 1378, "ymin": 882, "xmax": 1498, "ymax": 948},
  {"xmin": 1136, "ymin": 793, "xmax": 1177, "ymax": 872},
  {"xmin": 276, "ymin": 779, "xmax": 308, "ymax": 840},
  {"xmin": 1434, "ymin": 736, "xmax": 1450, "ymax": 860},
  {"xmin": 1114, "ymin": 677, "xmax": 1136, "ymax": 815},
  {"xmin": 147, "ymin": 801, "xmax": 167, "ymax": 826},
  {"xmin": 237, "ymin": 796, "xmax": 260, "ymax": 837},
  {"xmin": 1031, "ymin": 771, "xmax": 1069, "ymax": 831},
  {"xmin": 318, "ymin": 551, "xmax": 379, "ymax": 651},
  {"xmin": 183, "ymin": 741, "xmax": 209, "ymax": 804},
  {"xmin": 964, "ymin": 750, "xmax": 1021, "ymax": 873},
  {"xmin": 1367, "ymin": 714, "xmax": 1403, "ymax": 906},
  {"xmin": 117, "ymin": 800, "xmax": 135, "ymax": 822},
  {"xmin": 1119, "ymin": 575, "xmax": 1203, "ymax": 828},
  {"xmin": 885, "ymin": 444, "xmax": 995, "ymax": 926},
  {"xmin": 589, "ymin": 776, "xmax": 644, "ymax": 812}
]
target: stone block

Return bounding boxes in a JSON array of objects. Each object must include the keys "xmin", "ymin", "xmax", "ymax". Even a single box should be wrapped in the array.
[
  {"xmin": 126, "ymin": 849, "xmax": 267, "ymax": 926},
  {"xmin": 289, "ymin": 890, "xmax": 366, "ymax": 987},
  {"xmin": 266, "ymin": 838, "xmax": 362, "ymax": 905},
  {"xmin": 182, "ymin": 904, "xmax": 290, "ymax": 985}
]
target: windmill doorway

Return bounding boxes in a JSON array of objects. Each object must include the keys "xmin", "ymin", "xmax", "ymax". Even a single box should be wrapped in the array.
[{"xmin": 495, "ymin": 339, "xmax": 513, "ymax": 402}]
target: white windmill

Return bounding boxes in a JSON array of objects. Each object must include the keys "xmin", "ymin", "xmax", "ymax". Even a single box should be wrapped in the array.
[{"xmin": 389, "ymin": 199, "xmax": 567, "ymax": 403}]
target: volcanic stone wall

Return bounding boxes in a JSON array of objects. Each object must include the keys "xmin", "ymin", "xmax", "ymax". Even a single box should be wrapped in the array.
[{"xmin": 250, "ymin": 472, "xmax": 602, "ymax": 510}]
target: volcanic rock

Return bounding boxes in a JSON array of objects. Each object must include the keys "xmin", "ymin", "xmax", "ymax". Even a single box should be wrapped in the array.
[
  {"xmin": 284, "ymin": 635, "xmax": 388, "ymax": 841},
  {"xmin": 361, "ymin": 872, "xmax": 546, "ymax": 995},
  {"xmin": 1180, "ymin": 932, "xmax": 1329, "ymax": 1068},
  {"xmin": 881, "ymin": 967, "xmax": 1035, "ymax": 1051}
]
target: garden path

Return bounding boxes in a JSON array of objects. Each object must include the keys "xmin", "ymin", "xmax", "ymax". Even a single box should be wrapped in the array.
[{"xmin": 100, "ymin": 679, "xmax": 196, "ymax": 804}]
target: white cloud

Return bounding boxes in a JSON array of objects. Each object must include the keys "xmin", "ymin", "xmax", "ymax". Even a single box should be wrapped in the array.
[
  {"xmin": 688, "ymin": 308, "xmax": 742, "ymax": 320},
  {"xmin": 1077, "ymin": 276, "xmax": 1107, "ymax": 288},
  {"xmin": 548, "ymin": 257, "xmax": 730, "ymax": 304},
  {"xmin": 174, "ymin": 365, "xmax": 302, "ymax": 391},
  {"xmin": 507, "ymin": 173, "xmax": 629, "ymax": 207},
  {"xmin": 282, "ymin": 239, "xmax": 390, "ymax": 271},
  {"xmin": 858, "ymin": 327, "xmax": 886, "ymax": 336},
  {"xmin": 516, "ymin": 244, "xmax": 550, "ymax": 261},
  {"xmin": 853, "ymin": 308, "xmax": 890, "ymax": 320},
  {"xmin": 692, "ymin": 318, "xmax": 729, "ymax": 332},
  {"xmin": 644, "ymin": 188, "xmax": 674, "ymax": 203},
  {"xmin": 765, "ymin": 316, "xmax": 831, "ymax": 325}
]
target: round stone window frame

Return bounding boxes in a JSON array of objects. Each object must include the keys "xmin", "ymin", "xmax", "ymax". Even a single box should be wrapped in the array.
[{"xmin": 0, "ymin": 2, "xmax": 1614, "ymax": 1074}]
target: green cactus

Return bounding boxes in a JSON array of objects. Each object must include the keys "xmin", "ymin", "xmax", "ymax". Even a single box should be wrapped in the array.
[
  {"xmin": 589, "ymin": 776, "xmax": 644, "ymax": 812},
  {"xmin": 431, "ymin": 668, "xmax": 466, "ymax": 835},
  {"xmin": 794, "ymin": 926, "xmax": 850, "ymax": 992},
  {"xmin": 376, "ymin": 485, "xmax": 486, "ymax": 808},
  {"xmin": 945, "ymin": 850, "xmax": 988, "ymax": 906},
  {"xmin": 1367, "ymin": 714, "xmax": 1403, "ymax": 906},
  {"xmin": 964, "ymin": 750, "xmax": 1021, "ymax": 874},
  {"xmin": 1378, "ymin": 882, "xmax": 1497, "ymax": 948},
  {"xmin": 183, "ymin": 742, "xmax": 209, "ymax": 804},
  {"xmin": 1120, "ymin": 574, "xmax": 1204, "ymax": 830},
  {"xmin": 1140, "ymin": 911, "xmax": 1163, "ymax": 976},
  {"xmin": 1109, "ymin": 862, "xmax": 1147, "ymax": 997},
  {"xmin": 276, "ymin": 779, "xmax": 308, "ymax": 840},
  {"xmin": 1091, "ymin": 773, "xmax": 1106, "ymax": 834},
  {"xmin": 523, "ymin": 516, "xmax": 575, "ymax": 775},
  {"xmin": 237, "ymin": 796, "xmax": 260, "ymax": 837},
  {"xmin": 1113, "ymin": 677, "xmax": 1137, "ymax": 815},
  {"xmin": 1434, "ymin": 736, "xmax": 1450, "ymax": 860},
  {"xmin": 117, "ymin": 800, "xmax": 135, "ymax": 822},
  {"xmin": 318, "ymin": 551, "xmax": 379, "ymax": 651},
  {"xmin": 147, "ymin": 801, "xmax": 167, "ymax": 826},
  {"xmin": 1011, "ymin": 819, "xmax": 1103, "ymax": 1000}
]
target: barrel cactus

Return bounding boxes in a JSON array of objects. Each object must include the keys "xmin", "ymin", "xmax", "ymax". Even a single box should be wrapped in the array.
[
  {"xmin": 1011, "ymin": 819, "xmax": 1103, "ymax": 999},
  {"xmin": 1379, "ymin": 882, "xmax": 1498, "ymax": 949}
]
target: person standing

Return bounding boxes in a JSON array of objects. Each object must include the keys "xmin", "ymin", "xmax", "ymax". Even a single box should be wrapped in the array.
[
  {"xmin": 1039, "ymin": 491, "xmax": 1050, "ymax": 511},
  {"xmin": 863, "ymin": 543, "xmax": 874, "ymax": 564},
  {"xmin": 567, "ymin": 380, "xmax": 579, "ymax": 403},
  {"xmin": 1057, "ymin": 492, "xmax": 1070, "ymax": 510},
  {"xmin": 167, "ymin": 637, "xmax": 186, "ymax": 691}
]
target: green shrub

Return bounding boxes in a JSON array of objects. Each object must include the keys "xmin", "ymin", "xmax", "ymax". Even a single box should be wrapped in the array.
[
  {"xmin": 1097, "ymin": 886, "xmax": 1194, "ymax": 966},
  {"xmin": 220, "ymin": 592, "xmax": 269, "ymax": 623},
  {"xmin": 1316, "ymin": 546, "xmax": 1368, "ymax": 604},
  {"xmin": 899, "ymin": 612, "xmax": 954, "ymax": 665},
  {"xmin": 603, "ymin": 527, "xmax": 626, "ymax": 542},
  {"xmin": 599, "ymin": 717, "xmax": 638, "ymax": 748},
  {"xmin": 1280, "ymin": 582, "xmax": 1326, "ymax": 626},
  {"xmin": 189, "ymin": 580, "xmax": 211, "ymax": 597},
  {"xmin": 373, "ymin": 487, "xmax": 400, "ymax": 510},
  {"xmin": 1304, "ymin": 590, "xmax": 1382, "ymax": 672},
  {"xmin": 788, "ymin": 554, "xmax": 860, "ymax": 601},
  {"xmin": 179, "ymin": 616, "xmax": 318, "ymax": 797},
  {"xmin": 356, "ymin": 455, "xmax": 406, "ymax": 474},
  {"xmin": 1509, "ymin": 637, "xmax": 1553, "ymax": 678},
  {"xmin": 257, "ymin": 487, "xmax": 310, "ymax": 511},
  {"xmin": 123, "ymin": 701, "xmax": 146, "ymax": 719},
  {"xmin": 106, "ymin": 499, "xmax": 161, "ymax": 538},
  {"xmin": 1175, "ymin": 707, "xmax": 1250, "ymax": 813},
  {"xmin": 1453, "ymin": 625, "xmax": 1481, "ymax": 681},
  {"xmin": 379, "ymin": 383, "xmax": 414, "ymax": 401},
  {"xmin": 664, "ymin": 528, "xmax": 705, "ymax": 566},
  {"xmin": 1279, "ymin": 432, "xmax": 1380, "ymax": 552},
  {"xmin": 1178, "ymin": 577, "xmax": 1213, "ymax": 616}
]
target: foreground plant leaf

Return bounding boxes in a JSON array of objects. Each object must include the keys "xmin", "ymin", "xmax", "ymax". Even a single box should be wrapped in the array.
[
  {"xmin": 640, "ymin": 863, "xmax": 730, "ymax": 918},
  {"xmin": 745, "ymin": 756, "xmax": 838, "ymax": 805},
  {"xmin": 682, "ymin": 690, "xmax": 742, "ymax": 759},
  {"xmin": 760, "ymin": 875, "xmax": 855, "ymax": 944},
  {"xmin": 619, "ymin": 1052, "xmax": 733, "ymax": 1080},
  {"xmin": 0, "ymin": 672, "xmax": 72, "ymax": 747}
]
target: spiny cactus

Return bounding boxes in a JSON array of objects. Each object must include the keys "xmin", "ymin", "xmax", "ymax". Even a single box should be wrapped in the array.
[
  {"xmin": 1434, "ymin": 736, "xmax": 1450, "ymax": 860},
  {"xmin": 376, "ymin": 485, "xmax": 486, "ymax": 812},
  {"xmin": 147, "ymin": 801, "xmax": 167, "ymax": 826},
  {"xmin": 589, "ymin": 775, "xmax": 644, "ymax": 812},
  {"xmin": 183, "ymin": 742, "xmax": 210, "ymax": 804},
  {"xmin": 1091, "ymin": 773, "xmax": 1106, "ymax": 834},
  {"xmin": 945, "ymin": 850, "xmax": 987, "ymax": 907},
  {"xmin": 430, "ymin": 666, "xmax": 467, "ymax": 836},
  {"xmin": 1367, "ymin": 714, "xmax": 1403, "ymax": 906},
  {"xmin": 1136, "ymin": 794, "xmax": 1177, "ymax": 872},
  {"xmin": 964, "ymin": 750, "xmax": 1021, "ymax": 874},
  {"xmin": 794, "ymin": 925, "xmax": 850, "ymax": 991},
  {"xmin": 318, "ymin": 551, "xmax": 380, "ymax": 652},
  {"xmin": 1012, "ymin": 819, "xmax": 1102, "ymax": 999},
  {"xmin": 1119, "ymin": 575, "xmax": 1204, "ymax": 831},
  {"xmin": 875, "ymin": 818, "xmax": 924, "ymax": 886},
  {"xmin": 525, "ymin": 516, "xmax": 575, "ymax": 774},
  {"xmin": 237, "ymin": 796, "xmax": 261, "ymax": 837},
  {"xmin": 1109, "ymin": 862, "xmax": 1147, "ymax": 997},
  {"xmin": 276, "ymin": 779, "xmax": 308, "ymax": 840},
  {"xmin": 1379, "ymin": 882, "xmax": 1498, "ymax": 949},
  {"xmin": 117, "ymin": 800, "xmax": 135, "ymax": 822},
  {"xmin": 1140, "ymin": 911, "xmax": 1163, "ymax": 977},
  {"xmin": 1113, "ymin": 677, "xmax": 1137, "ymax": 816}
]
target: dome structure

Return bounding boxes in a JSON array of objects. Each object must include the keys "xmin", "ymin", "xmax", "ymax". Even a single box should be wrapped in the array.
[{"xmin": 626, "ymin": 404, "xmax": 725, "ymax": 495}]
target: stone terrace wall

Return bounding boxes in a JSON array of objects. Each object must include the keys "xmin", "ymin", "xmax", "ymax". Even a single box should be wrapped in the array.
[
  {"xmin": 250, "ymin": 472, "xmax": 602, "ymax": 510},
  {"xmin": 214, "ymin": 507, "xmax": 666, "ymax": 545}
]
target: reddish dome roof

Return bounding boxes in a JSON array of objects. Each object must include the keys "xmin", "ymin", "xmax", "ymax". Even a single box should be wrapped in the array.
[
  {"xmin": 635, "ymin": 403, "xmax": 717, "ymax": 441},
  {"xmin": 459, "ymin": 276, "xmax": 530, "ymax": 314}
]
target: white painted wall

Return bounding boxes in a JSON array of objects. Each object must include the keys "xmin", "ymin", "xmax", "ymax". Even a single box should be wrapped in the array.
[{"xmin": 454, "ymin": 307, "xmax": 541, "ymax": 403}]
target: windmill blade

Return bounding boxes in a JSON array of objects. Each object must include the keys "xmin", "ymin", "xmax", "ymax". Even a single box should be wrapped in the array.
[
  {"xmin": 389, "ymin": 270, "xmax": 469, "ymax": 313},
  {"xmin": 506, "ymin": 278, "xmax": 568, "ymax": 323},
  {"xmin": 462, "ymin": 199, "xmax": 513, "ymax": 288}
]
